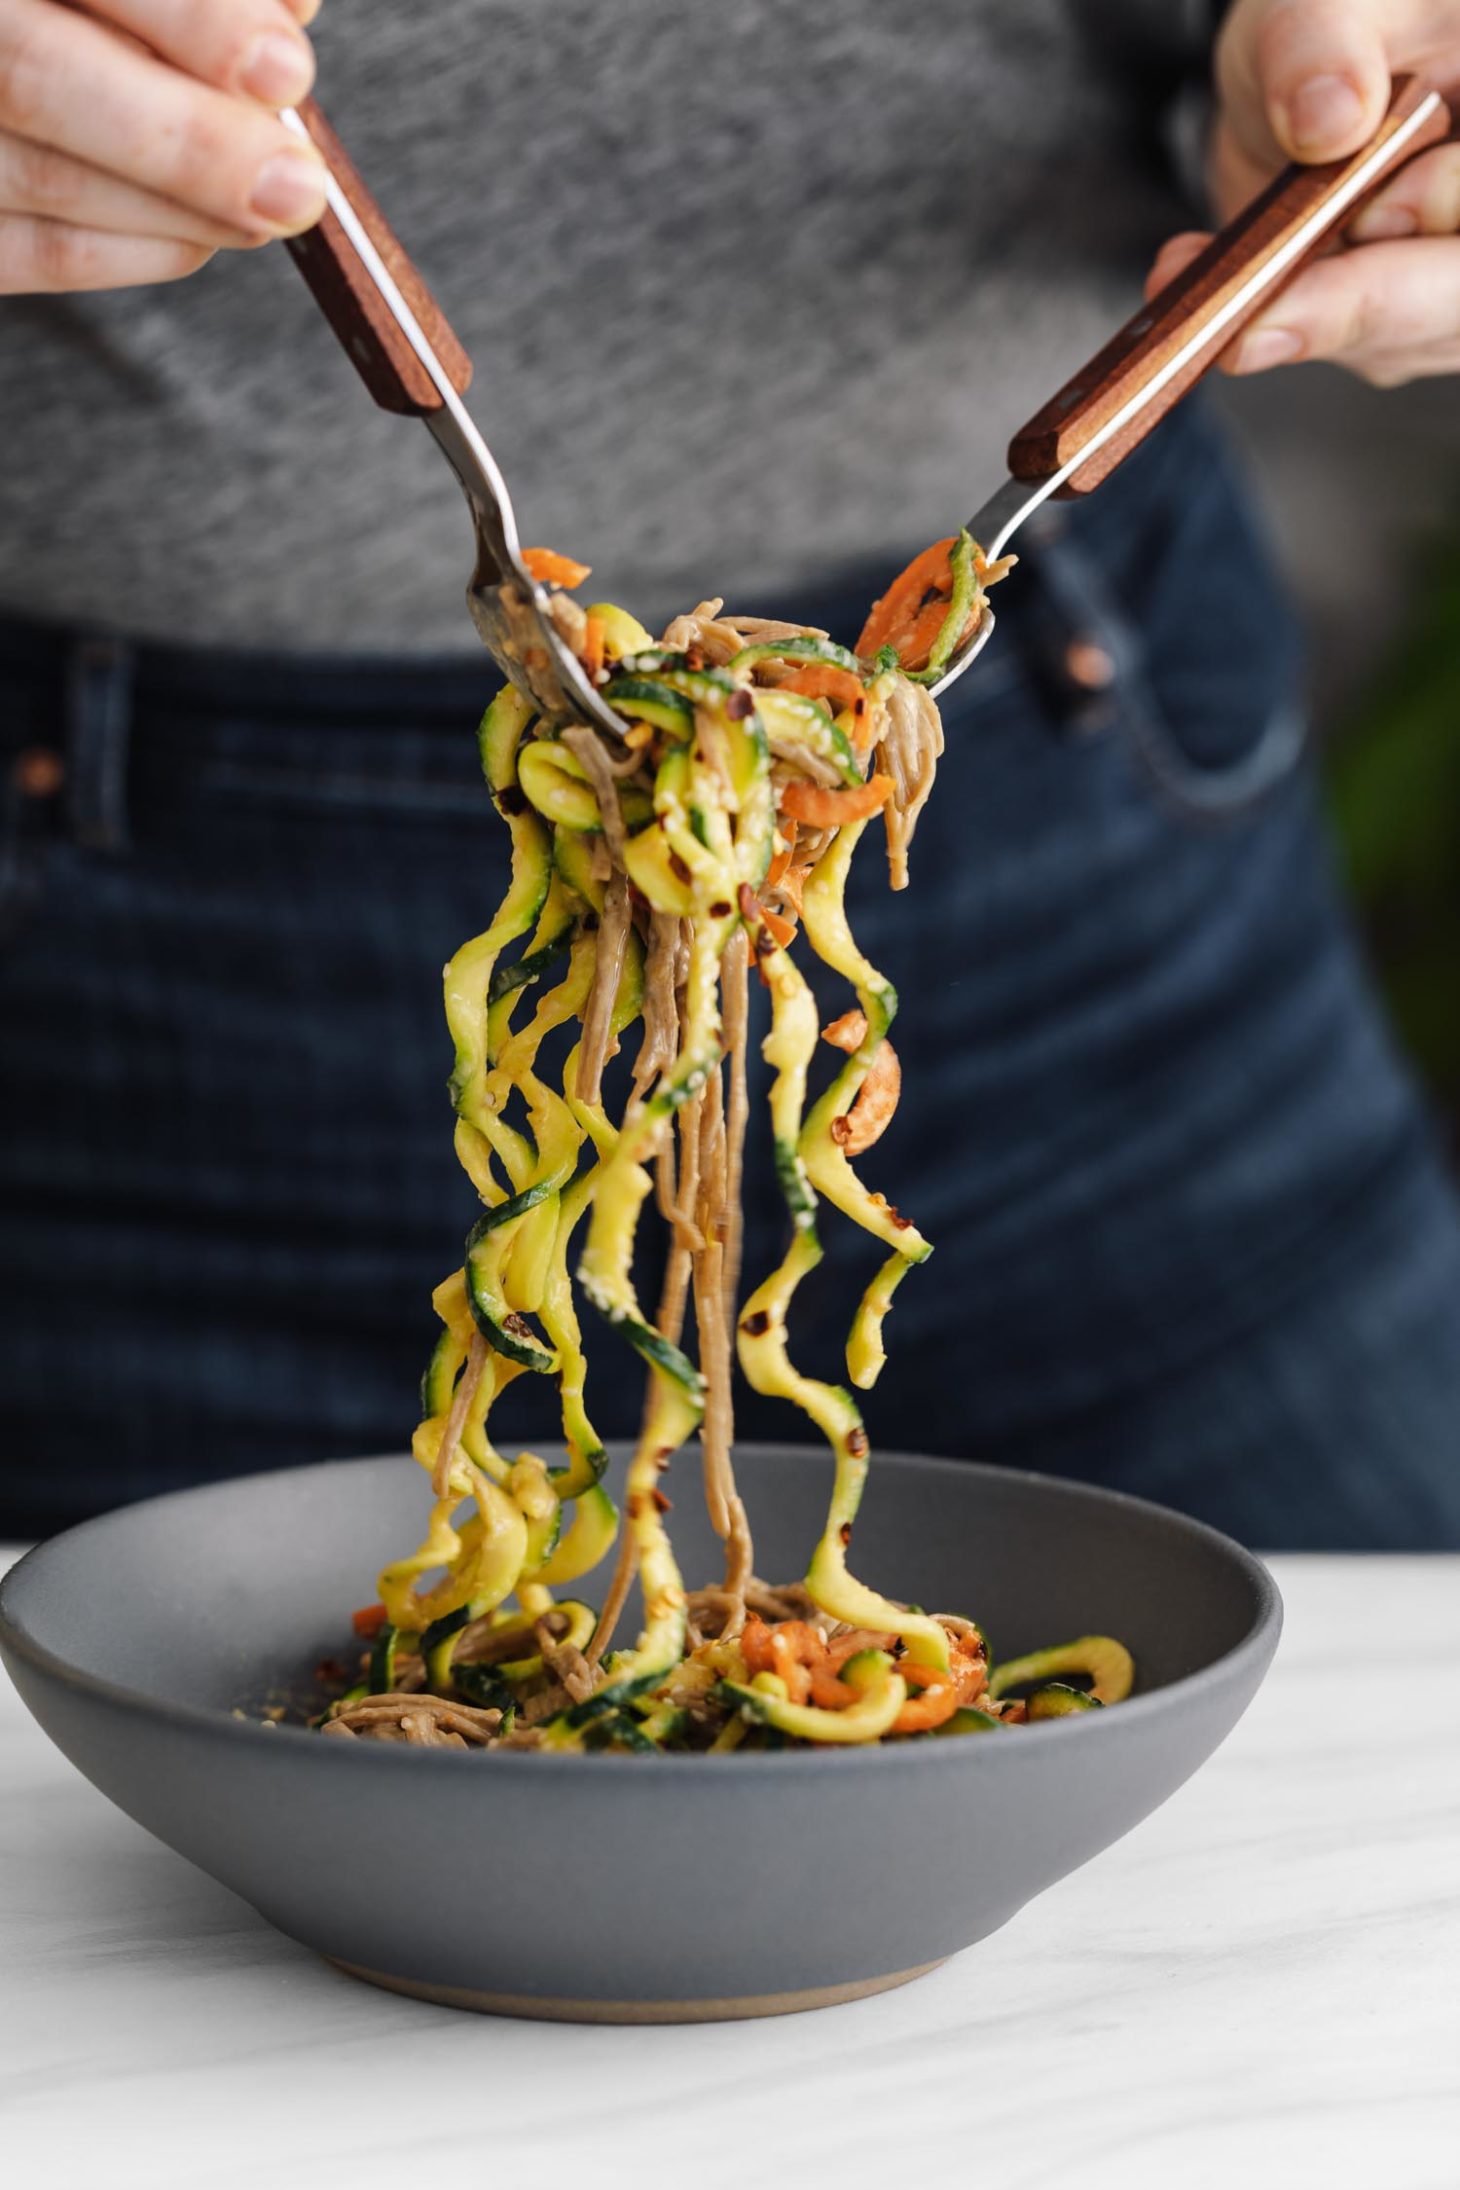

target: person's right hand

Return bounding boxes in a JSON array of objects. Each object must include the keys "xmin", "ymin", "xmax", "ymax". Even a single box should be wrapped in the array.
[{"xmin": 0, "ymin": 0, "xmax": 328, "ymax": 294}]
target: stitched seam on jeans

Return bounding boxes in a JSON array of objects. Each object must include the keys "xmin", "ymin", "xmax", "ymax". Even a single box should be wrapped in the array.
[{"xmin": 1040, "ymin": 531, "xmax": 1306, "ymax": 816}]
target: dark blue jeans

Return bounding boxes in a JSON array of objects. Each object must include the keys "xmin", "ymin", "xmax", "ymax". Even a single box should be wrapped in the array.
[{"xmin": 3, "ymin": 404, "xmax": 1458, "ymax": 1545}]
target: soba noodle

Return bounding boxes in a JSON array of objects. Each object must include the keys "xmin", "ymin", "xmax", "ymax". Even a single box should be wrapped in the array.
[{"xmin": 318, "ymin": 539, "xmax": 1134, "ymax": 1752}]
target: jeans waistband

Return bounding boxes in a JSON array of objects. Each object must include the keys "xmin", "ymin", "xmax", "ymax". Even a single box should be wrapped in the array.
[
  {"xmin": 0, "ymin": 616, "xmax": 494, "ymax": 727},
  {"xmin": 0, "ymin": 396, "xmax": 1220, "ymax": 720},
  {"xmin": 2, "ymin": 394, "xmax": 1298, "ymax": 868}
]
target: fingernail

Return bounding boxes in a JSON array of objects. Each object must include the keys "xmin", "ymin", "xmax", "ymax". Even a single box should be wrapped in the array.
[
  {"xmin": 249, "ymin": 149, "xmax": 327, "ymax": 231},
  {"xmin": 240, "ymin": 30, "xmax": 315, "ymax": 105},
  {"xmin": 1350, "ymin": 204, "xmax": 1418, "ymax": 243},
  {"xmin": 1283, "ymin": 74, "xmax": 1365, "ymax": 155},
  {"xmin": 1233, "ymin": 327, "xmax": 1305, "ymax": 373}
]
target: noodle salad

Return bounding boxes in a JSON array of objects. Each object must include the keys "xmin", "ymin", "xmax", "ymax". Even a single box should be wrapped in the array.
[{"xmin": 317, "ymin": 537, "xmax": 1133, "ymax": 1754}]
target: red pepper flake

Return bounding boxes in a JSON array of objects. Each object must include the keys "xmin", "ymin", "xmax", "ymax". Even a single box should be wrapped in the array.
[
  {"xmin": 651, "ymin": 1488, "xmax": 673, "ymax": 1514},
  {"xmin": 726, "ymin": 688, "xmax": 754, "ymax": 720},
  {"xmin": 846, "ymin": 1428, "xmax": 870, "ymax": 1459}
]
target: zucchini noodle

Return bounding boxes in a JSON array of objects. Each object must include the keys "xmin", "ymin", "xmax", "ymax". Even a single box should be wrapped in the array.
[{"xmin": 317, "ymin": 538, "xmax": 1133, "ymax": 1753}]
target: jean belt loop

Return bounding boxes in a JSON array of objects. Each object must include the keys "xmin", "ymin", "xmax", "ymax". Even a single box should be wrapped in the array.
[{"xmin": 64, "ymin": 633, "xmax": 137, "ymax": 852}]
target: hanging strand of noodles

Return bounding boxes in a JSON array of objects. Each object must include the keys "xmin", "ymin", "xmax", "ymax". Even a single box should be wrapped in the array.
[{"xmin": 322, "ymin": 542, "xmax": 1134, "ymax": 1751}]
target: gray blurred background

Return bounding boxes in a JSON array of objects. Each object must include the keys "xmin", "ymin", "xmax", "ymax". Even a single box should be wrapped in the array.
[
  {"xmin": 1220, "ymin": 369, "xmax": 1456, "ymax": 711},
  {"xmin": 1219, "ymin": 367, "xmax": 1460, "ymax": 1139}
]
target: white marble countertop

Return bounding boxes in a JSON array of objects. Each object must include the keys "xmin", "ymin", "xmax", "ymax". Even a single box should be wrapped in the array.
[{"xmin": 3, "ymin": 1551, "xmax": 1458, "ymax": 2190}]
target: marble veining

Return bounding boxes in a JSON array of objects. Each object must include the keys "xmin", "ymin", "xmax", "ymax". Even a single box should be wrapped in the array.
[{"xmin": 2, "ymin": 1552, "xmax": 1457, "ymax": 2189}]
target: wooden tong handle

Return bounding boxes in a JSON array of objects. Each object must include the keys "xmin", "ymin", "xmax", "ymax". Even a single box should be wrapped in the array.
[
  {"xmin": 1009, "ymin": 75, "xmax": 1450, "ymax": 495},
  {"xmin": 284, "ymin": 97, "xmax": 472, "ymax": 415}
]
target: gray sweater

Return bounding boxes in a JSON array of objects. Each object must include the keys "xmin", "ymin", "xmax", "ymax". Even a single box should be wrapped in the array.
[{"xmin": 0, "ymin": 2, "xmax": 1208, "ymax": 652}]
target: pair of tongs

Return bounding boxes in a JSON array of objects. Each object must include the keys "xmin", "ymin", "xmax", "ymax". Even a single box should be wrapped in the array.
[{"xmin": 280, "ymin": 79, "xmax": 1448, "ymax": 725}]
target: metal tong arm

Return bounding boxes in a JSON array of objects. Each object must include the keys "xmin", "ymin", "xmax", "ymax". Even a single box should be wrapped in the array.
[
  {"xmin": 279, "ymin": 100, "xmax": 522, "ymax": 582},
  {"xmin": 281, "ymin": 100, "xmax": 471, "ymax": 417},
  {"xmin": 1001, "ymin": 75, "xmax": 1450, "ymax": 513},
  {"xmin": 929, "ymin": 78, "xmax": 1450, "ymax": 699},
  {"xmin": 277, "ymin": 102, "xmax": 626, "ymax": 737}
]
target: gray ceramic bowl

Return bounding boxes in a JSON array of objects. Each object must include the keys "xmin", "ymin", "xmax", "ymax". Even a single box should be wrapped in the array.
[{"xmin": 0, "ymin": 1445, "xmax": 1280, "ymax": 2021}]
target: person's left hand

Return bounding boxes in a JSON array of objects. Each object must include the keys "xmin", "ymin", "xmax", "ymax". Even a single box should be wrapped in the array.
[{"xmin": 1149, "ymin": 0, "xmax": 1460, "ymax": 386}]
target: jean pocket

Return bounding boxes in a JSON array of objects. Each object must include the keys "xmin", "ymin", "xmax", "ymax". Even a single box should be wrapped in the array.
[{"xmin": 1031, "ymin": 469, "xmax": 1309, "ymax": 820}]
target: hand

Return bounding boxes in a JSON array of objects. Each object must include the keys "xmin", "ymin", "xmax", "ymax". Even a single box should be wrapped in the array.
[
  {"xmin": 1150, "ymin": 0, "xmax": 1460, "ymax": 386},
  {"xmin": 0, "ymin": 0, "xmax": 328, "ymax": 294}
]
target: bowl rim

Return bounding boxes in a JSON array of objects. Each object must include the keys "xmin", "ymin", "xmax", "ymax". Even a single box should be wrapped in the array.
[{"xmin": 0, "ymin": 1445, "xmax": 1283, "ymax": 1780}]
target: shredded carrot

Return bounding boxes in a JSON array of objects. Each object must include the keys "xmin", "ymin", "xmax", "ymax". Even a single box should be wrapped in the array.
[
  {"xmin": 892, "ymin": 1663, "xmax": 959, "ymax": 1734},
  {"xmin": 780, "ymin": 775, "xmax": 892, "ymax": 829},
  {"xmin": 740, "ymin": 1614, "xmax": 972, "ymax": 1727},
  {"xmin": 836, "ymin": 1039, "xmax": 901, "ymax": 1156},
  {"xmin": 743, "ymin": 1616, "xmax": 906, "ymax": 1716},
  {"xmin": 780, "ymin": 663, "xmax": 866, "ymax": 715},
  {"xmin": 857, "ymin": 537, "xmax": 955, "ymax": 653},
  {"xmin": 582, "ymin": 610, "xmax": 607, "ymax": 679},
  {"xmin": 764, "ymin": 821, "xmax": 799, "ymax": 890},
  {"xmin": 773, "ymin": 863, "xmax": 808, "ymax": 917},
  {"xmin": 821, "ymin": 1010, "xmax": 903, "ymax": 1154},
  {"xmin": 809, "ymin": 1664, "xmax": 858, "ymax": 1710},
  {"xmin": 522, "ymin": 547, "xmax": 592, "ymax": 588},
  {"xmin": 768, "ymin": 1626, "xmax": 816, "ymax": 1704},
  {"xmin": 351, "ymin": 1603, "xmax": 388, "ymax": 1640},
  {"xmin": 739, "ymin": 887, "xmax": 797, "ymax": 985},
  {"xmin": 857, "ymin": 537, "xmax": 976, "ymax": 672},
  {"xmin": 739, "ymin": 882, "xmax": 798, "ymax": 952},
  {"xmin": 759, "ymin": 900, "xmax": 798, "ymax": 950}
]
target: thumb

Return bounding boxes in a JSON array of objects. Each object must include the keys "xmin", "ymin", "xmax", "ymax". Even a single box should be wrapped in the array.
[{"xmin": 1223, "ymin": 0, "xmax": 1391, "ymax": 167}]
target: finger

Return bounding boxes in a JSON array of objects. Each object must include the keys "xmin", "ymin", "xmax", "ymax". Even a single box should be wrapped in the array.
[
  {"xmin": 0, "ymin": 125, "xmax": 255, "ymax": 246},
  {"xmin": 1145, "ymin": 230, "xmax": 1212, "ymax": 301},
  {"xmin": 1222, "ymin": 235, "xmax": 1460, "ymax": 372},
  {"xmin": 0, "ymin": 0, "xmax": 328, "ymax": 235},
  {"xmin": 0, "ymin": 210, "xmax": 213, "ymax": 292},
  {"xmin": 1352, "ymin": 336, "xmax": 1460, "ymax": 385},
  {"xmin": 1208, "ymin": 110, "xmax": 1280, "ymax": 226},
  {"xmin": 78, "ymin": 0, "xmax": 315, "ymax": 109},
  {"xmin": 1220, "ymin": 0, "xmax": 1390, "ymax": 171},
  {"xmin": 1349, "ymin": 140, "xmax": 1460, "ymax": 240}
]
